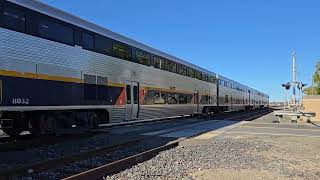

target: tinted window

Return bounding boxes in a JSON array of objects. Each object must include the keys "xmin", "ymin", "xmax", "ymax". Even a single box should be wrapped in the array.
[
  {"xmin": 38, "ymin": 19, "xmax": 74, "ymax": 45},
  {"xmin": 166, "ymin": 61, "xmax": 177, "ymax": 73},
  {"xmin": 95, "ymin": 35, "xmax": 112, "ymax": 55},
  {"xmin": 209, "ymin": 76, "xmax": 216, "ymax": 83},
  {"xmin": 112, "ymin": 42, "xmax": 132, "ymax": 61},
  {"xmin": 204, "ymin": 74, "xmax": 209, "ymax": 82},
  {"xmin": 154, "ymin": 56, "xmax": 166, "ymax": 70},
  {"xmin": 126, "ymin": 85, "xmax": 131, "ymax": 104},
  {"xmin": 179, "ymin": 94, "xmax": 192, "ymax": 104},
  {"xmin": 133, "ymin": 86, "xmax": 138, "ymax": 104},
  {"xmin": 153, "ymin": 91, "xmax": 166, "ymax": 104},
  {"xmin": 136, "ymin": 50, "xmax": 151, "ymax": 66},
  {"xmin": 167, "ymin": 93, "xmax": 178, "ymax": 104},
  {"xmin": 84, "ymin": 74, "xmax": 96, "ymax": 84},
  {"xmin": 201, "ymin": 95, "xmax": 210, "ymax": 104},
  {"xmin": 2, "ymin": 8, "xmax": 26, "ymax": 32},
  {"xmin": 178, "ymin": 64, "xmax": 187, "ymax": 76},
  {"xmin": 188, "ymin": 68, "xmax": 195, "ymax": 78},
  {"xmin": 195, "ymin": 71, "xmax": 202, "ymax": 80},
  {"xmin": 82, "ymin": 32, "xmax": 94, "ymax": 50},
  {"xmin": 97, "ymin": 76, "xmax": 107, "ymax": 85}
]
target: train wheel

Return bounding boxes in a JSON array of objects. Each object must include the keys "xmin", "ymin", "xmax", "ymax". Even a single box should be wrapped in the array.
[
  {"xmin": 30, "ymin": 114, "xmax": 56, "ymax": 137},
  {"xmin": 2, "ymin": 113, "xmax": 26, "ymax": 137},
  {"xmin": 88, "ymin": 112, "xmax": 98, "ymax": 129},
  {"xmin": 3, "ymin": 128, "xmax": 23, "ymax": 137},
  {"xmin": 202, "ymin": 107, "xmax": 210, "ymax": 115},
  {"xmin": 30, "ymin": 115, "xmax": 45, "ymax": 137}
]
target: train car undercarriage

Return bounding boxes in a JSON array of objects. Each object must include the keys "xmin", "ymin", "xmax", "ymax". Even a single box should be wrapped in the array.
[{"xmin": 0, "ymin": 109, "xmax": 109, "ymax": 137}]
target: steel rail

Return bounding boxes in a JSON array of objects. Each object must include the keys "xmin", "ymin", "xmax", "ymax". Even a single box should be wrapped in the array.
[
  {"xmin": 62, "ymin": 109, "xmax": 272, "ymax": 180},
  {"xmin": 0, "ymin": 108, "xmax": 272, "ymax": 179}
]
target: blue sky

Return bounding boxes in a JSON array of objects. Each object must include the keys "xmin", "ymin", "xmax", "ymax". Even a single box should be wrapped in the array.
[{"xmin": 41, "ymin": 0, "xmax": 320, "ymax": 101}]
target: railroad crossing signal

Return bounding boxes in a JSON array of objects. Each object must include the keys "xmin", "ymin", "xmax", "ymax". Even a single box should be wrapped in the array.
[{"xmin": 282, "ymin": 82, "xmax": 291, "ymax": 90}]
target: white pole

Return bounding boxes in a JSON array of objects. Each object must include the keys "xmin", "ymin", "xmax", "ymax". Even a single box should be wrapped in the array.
[{"xmin": 292, "ymin": 51, "xmax": 297, "ymax": 110}]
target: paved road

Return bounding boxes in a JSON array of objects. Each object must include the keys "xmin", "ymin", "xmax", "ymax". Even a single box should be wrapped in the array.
[{"xmin": 226, "ymin": 124, "xmax": 320, "ymax": 137}]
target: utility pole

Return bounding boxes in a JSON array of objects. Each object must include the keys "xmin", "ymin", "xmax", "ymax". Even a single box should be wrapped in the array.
[{"xmin": 292, "ymin": 51, "xmax": 297, "ymax": 111}]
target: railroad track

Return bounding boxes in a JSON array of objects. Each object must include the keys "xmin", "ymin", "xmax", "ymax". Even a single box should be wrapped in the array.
[
  {"xmin": 63, "ymin": 109, "xmax": 272, "ymax": 180},
  {"xmin": 0, "ymin": 108, "xmax": 264, "ymax": 151},
  {"xmin": 0, "ymin": 108, "xmax": 272, "ymax": 179}
]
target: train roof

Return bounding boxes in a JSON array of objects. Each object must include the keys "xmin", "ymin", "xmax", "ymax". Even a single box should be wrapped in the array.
[
  {"xmin": 9, "ymin": 0, "xmax": 267, "ymax": 97},
  {"xmin": 10, "ymin": 0, "xmax": 216, "ymax": 76}
]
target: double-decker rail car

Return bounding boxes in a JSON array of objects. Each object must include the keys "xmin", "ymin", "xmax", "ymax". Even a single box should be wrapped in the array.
[
  {"xmin": 0, "ymin": 0, "xmax": 268, "ymax": 136},
  {"xmin": 217, "ymin": 76, "xmax": 268, "ymax": 112}
]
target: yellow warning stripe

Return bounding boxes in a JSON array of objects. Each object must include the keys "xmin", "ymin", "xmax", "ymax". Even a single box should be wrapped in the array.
[
  {"xmin": 0, "ymin": 69, "xmax": 204, "ymax": 94},
  {"xmin": 107, "ymin": 82, "xmax": 126, "ymax": 87},
  {"xmin": 37, "ymin": 74, "xmax": 83, "ymax": 83},
  {"xmin": 0, "ymin": 69, "xmax": 83, "ymax": 83}
]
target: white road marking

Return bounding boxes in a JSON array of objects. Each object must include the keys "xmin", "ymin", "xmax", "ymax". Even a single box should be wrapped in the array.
[
  {"xmin": 224, "ymin": 131, "xmax": 320, "ymax": 138},
  {"xmin": 239, "ymin": 126, "xmax": 320, "ymax": 132}
]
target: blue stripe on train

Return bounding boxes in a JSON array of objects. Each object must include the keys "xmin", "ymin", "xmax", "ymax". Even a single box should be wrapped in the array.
[{"xmin": 0, "ymin": 75, "xmax": 123, "ymax": 106}]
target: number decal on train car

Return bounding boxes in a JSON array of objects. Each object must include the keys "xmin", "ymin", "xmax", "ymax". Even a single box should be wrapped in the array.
[{"xmin": 12, "ymin": 98, "xmax": 30, "ymax": 105}]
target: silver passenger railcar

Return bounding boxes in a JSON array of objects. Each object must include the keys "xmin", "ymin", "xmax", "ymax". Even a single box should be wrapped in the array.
[{"xmin": 0, "ymin": 0, "xmax": 268, "ymax": 136}]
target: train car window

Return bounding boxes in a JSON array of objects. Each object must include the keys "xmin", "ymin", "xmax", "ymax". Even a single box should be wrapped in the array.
[
  {"xmin": 167, "ymin": 93, "xmax": 178, "ymax": 104},
  {"xmin": 225, "ymin": 95, "xmax": 229, "ymax": 103},
  {"xmin": 95, "ymin": 35, "xmax": 112, "ymax": 55},
  {"xmin": 177, "ymin": 64, "xmax": 187, "ymax": 76},
  {"xmin": 133, "ymin": 86, "xmax": 138, "ymax": 104},
  {"xmin": 112, "ymin": 42, "xmax": 132, "ymax": 61},
  {"xmin": 195, "ymin": 71, "xmax": 202, "ymax": 80},
  {"xmin": 204, "ymin": 74, "xmax": 209, "ymax": 82},
  {"xmin": 166, "ymin": 61, "xmax": 177, "ymax": 73},
  {"xmin": 209, "ymin": 76, "xmax": 217, "ymax": 83},
  {"xmin": 136, "ymin": 50, "xmax": 151, "ymax": 66},
  {"xmin": 2, "ymin": 7, "xmax": 26, "ymax": 32},
  {"xmin": 82, "ymin": 32, "xmax": 94, "ymax": 50},
  {"xmin": 200, "ymin": 95, "xmax": 210, "ymax": 104},
  {"xmin": 153, "ymin": 56, "xmax": 166, "ymax": 70},
  {"xmin": 0, "ymin": 80, "xmax": 2, "ymax": 105},
  {"xmin": 153, "ymin": 91, "xmax": 166, "ymax": 104},
  {"xmin": 84, "ymin": 74, "xmax": 97, "ymax": 100},
  {"xmin": 178, "ymin": 94, "xmax": 192, "ymax": 104},
  {"xmin": 126, "ymin": 85, "xmax": 131, "ymax": 104},
  {"xmin": 187, "ymin": 68, "xmax": 195, "ymax": 78},
  {"xmin": 97, "ymin": 76, "xmax": 108, "ymax": 85},
  {"xmin": 84, "ymin": 74, "xmax": 96, "ymax": 84},
  {"xmin": 38, "ymin": 19, "xmax": 74, "ymax": 45}
]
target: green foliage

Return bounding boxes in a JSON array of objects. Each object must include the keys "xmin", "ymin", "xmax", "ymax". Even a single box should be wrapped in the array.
[
  {"xmin": 314, "ymin": 62, "xmax": 320, "ymax": 84},
  {"xmin": 303, "ymin": 87, "xmax": 320, "ymax": 95},
  {"xmin": 304, "ymin": 61, "xmax": 320, "ymax": 95}
]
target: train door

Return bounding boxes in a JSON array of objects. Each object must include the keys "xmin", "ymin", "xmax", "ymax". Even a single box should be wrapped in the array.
[
  {"xmin": 0, "ymin": 80, "xmax": 2, "ymax": 105},
  {"xmin": 125, "ymin": 82, "xmax": 140, "ymax": 121},
  {"xmin": 194, "ymin": 91, "xmax": 199, "ymax": 113},
  {"xmin": 230, "ymin": 95, "xmax": 233, "ymax": 111}
]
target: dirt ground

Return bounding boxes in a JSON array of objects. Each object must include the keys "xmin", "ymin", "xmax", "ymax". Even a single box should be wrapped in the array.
[{"xmin": 189, "ymin": 135, "xmax": 320, "ymax": 180}]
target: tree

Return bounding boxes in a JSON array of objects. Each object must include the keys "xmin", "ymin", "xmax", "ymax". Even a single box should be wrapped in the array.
[{"xmin": 304, "ymin": 62, "xmax": 320, "ymax": 95}]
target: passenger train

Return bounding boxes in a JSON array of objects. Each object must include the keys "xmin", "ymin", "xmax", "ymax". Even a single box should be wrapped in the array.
[{"xmin": 0, "ymin": 0, "xmax": 269, "ymax": 136}]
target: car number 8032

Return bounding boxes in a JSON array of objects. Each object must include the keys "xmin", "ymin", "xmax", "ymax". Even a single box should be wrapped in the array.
[{"xmin": 12, "ymin": 98, "xmax": 30, "ymax": 105}]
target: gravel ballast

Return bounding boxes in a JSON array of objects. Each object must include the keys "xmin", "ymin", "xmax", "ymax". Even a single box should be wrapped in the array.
[
  {"xmin": 20, "ymin": 136, "xmax": 176, "ymax": 180},
  {"xmin": 106, "ymin": 137, "xmax": 272, "ymax": 180},
  {"xmin": 106, "ymin": 112, "xmax": 320, "ymax": 180}
]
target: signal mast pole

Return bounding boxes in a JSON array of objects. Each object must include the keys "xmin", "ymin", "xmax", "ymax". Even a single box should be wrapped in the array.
[{"xmin": 292, "ymin": 51, "xmax": 297, "ymax": 110}]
